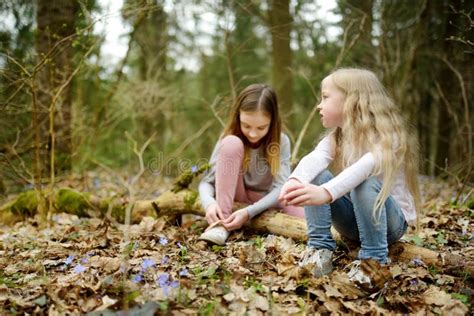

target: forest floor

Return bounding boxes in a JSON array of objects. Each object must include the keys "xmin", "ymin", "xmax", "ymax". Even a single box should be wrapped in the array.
[{"xmin": 0, "ymin": 171, "xmax": 472, "ymax": 315}]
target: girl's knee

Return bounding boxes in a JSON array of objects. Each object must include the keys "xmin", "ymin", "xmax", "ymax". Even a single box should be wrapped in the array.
[
  {"xmin": 351, "ymin": 177, "xmax": 384, "ymax": 215},
  {"xmin": 311, "ymin": 170, "xmax": 333, "ymax": 185},
  {"xmin": 220, "ymin": 135, "xmax": 244, "ymax": 155},
  {"xmin": 352, "ymin": 177, "xmax": 381, "ymax": 197}
]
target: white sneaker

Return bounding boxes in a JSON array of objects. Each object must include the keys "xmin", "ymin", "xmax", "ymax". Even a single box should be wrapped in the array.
[
  {"xmin": 298, "ymin": 247, "xmax": 333, "ymax": 277},
  {"xmin": 346, "ymin": 258, "xmax": 391, "ymax": 291},
  {"xmin": 347, "ymin": 260, "xmax": 371, "ymax": 287},
  {"xmin": 199, "ymin": 226, "xmax": 229, "ymax": 245}
]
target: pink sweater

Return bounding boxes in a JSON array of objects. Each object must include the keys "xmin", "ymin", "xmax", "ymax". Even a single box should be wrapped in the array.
[{"xmin": 290, "ymin": 136, "xmax": 417, "ymax": 225}]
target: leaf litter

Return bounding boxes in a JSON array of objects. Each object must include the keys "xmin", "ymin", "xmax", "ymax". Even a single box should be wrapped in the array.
[{"xmin": 0, "ymin": 172, "xmax": 472, "ymax": 314}]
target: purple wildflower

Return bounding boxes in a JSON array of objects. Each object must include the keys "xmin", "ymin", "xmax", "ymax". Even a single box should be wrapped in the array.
[
  {"xmin": 132, "ymin": 274, "xmax": 143, "ymax": 284},
  {"xmin": 81, "ymin": 257, "xmax": 89, "ymax": 264},
  {"xmin": 65, "ymin": 255, "xmax": 74, "ymax": 265},
  {"xmin": 191, "ymin": 165, "xmax": 198, "ymax": 173},
  {"xmin": 179, "ymin": 268, "xmax": 188, "ymax": 277},
  {"xmin": 156, "ymin": 273, "xmax": 179, "ymax": 296},
  {"xmin": 73, "ymin": 264, "xmax": 86, "ymax": 274},
  {"xmin": 157, "ymin": 273, "xmax": 169, "ymax": 287},
  {"xmin": 411, "ymin": 258, "xmax": 424, "ymax": 266},
  {"xmin": 161, "ymin": 256, "xmax": 169, "ymax": 264},
  {"xmin": 141, "ymin": 258, "xmax": 155, "ymax": 272},
  {"xmin": 159, "ymin": 237, "xmax": 168, "ymax": 246}
]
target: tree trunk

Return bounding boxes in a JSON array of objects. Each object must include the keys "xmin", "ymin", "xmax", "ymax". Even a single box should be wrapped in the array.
[
  {"xmin": 133, "ymin": 0, "xmax": 167, "ymax": 80},
  {"xmin": 268, "ymin": 0, "xmax": 293, "ymax": 115},
  {"xmin": 36, "ymin": 0, "xmax": 79, "ymax": 172}
]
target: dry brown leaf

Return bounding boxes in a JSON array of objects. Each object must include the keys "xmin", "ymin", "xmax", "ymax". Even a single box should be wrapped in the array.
[
  {"xmin": 323, "ymin": 283, "xmax": 345, "ymax": 298},
  {"xmin": 223, "ymin": 292, "xmax": 235, "ymax": 302},
  {"xmin": 423, "ymin": 285, "xmax": 467, "ymax": 315},
  {"xmin": 323, "ymin": 297, "xmax": 343, "ymax": 314},
  {"xmin": 331, "ymin": 271, "xmax": 367, "ymax": 299},
  {"xmin": 250, "ymin": 294, "xmax": 269, "ymax": 311}
]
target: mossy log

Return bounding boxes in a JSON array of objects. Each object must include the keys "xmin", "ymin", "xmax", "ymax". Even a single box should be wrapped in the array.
[{"xmin": 0, "ymin": 188, "xmax": 155, "ymax": 225}]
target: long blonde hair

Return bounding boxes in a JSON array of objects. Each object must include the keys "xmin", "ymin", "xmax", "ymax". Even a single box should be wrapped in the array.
[
  {"xmin": 223, "ymin": 84, "xmax": 282, "ymax": 176},
  {"xmin": 327, "ymin": 68, "xmax": 421, "ymax": 223}
]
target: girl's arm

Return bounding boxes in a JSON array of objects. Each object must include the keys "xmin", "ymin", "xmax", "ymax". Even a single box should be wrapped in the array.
[
  {"xmin": 198, "ymin": 140, "xmax": 221, "ymax": 211},
  {"xmin": 290, "ymin": 136, "xmax": 334, "ymax": 183},
  {"xmin": 320, "ymin": 152, "xmax": 375, "ymax": 202},
  {"xmin": 198, "ymin": 181, "xmax": 216, "ymax": 211}
]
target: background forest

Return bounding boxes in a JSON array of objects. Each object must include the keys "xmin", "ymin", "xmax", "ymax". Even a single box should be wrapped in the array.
[
  {"xmin": 0, "ymin": 1, "xmax": 473, "ymax": 314},
  {"xmin": 0, "ymin": 0, "xmax": 472, "ymax": 194}
]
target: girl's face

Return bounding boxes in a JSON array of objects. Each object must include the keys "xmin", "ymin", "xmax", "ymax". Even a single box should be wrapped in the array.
[
  {"xmin": 240, "ymin": 110, "xmax": 271, "ymax": 145},
  {"xmin": 317, "ymin": 76, "xmax": 346, "ymax": 128}
]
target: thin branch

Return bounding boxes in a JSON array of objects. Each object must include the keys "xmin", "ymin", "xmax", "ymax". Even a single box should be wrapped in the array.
[
  {"xmin": 224, "ymin": 30, "xmax": 237, "ymax": 103},
  {"xmin": 167, "ymin": 120, "xmax": 215, "ymax": 161},
  {"xmin": 335, "ymin": 15, "xmax": 366, "ymax": 68},
  {"xmin": 438, "ymin": 56, "xmax": 472, "ymax": 168},
  {"xmin": 434, "ymin": 80, "xmax": 460, "ymax": 131},
  {"xmin": 124, "ymin": 131, "xmax": 156, "ymax": 189},
  {"xmin": 3, "ymin": 54, "xmax": 31, "ymax": 77},
  {"xmin": 101, "ymin": 11, "xmax": 147, "ymax": 117},
  {"xmin": 207, "ymin": 95, "xmax": 226, "ymax": 128},
  {"xmin": 288, "ymin": 69, "xmax": 319, "ymax": 163}
]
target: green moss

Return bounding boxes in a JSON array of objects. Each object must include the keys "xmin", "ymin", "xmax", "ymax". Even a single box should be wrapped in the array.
[
  {"xmin": 184, "ymin": 190, "xmax": 198, "ymax": 209},
  {"xmin": 10, "ymin": 190, "xmax": 38, "ymax": 217},
  {"xmin": 55, "ymin": 188, "xmax": 91, "ymax": 217},
  {"xmin": 467, "ymin": 196, "xmax": 474, "ymax": 210},
  {"xmin": 97, "ymin": 198, "xmax": 125, "ymax": 222},
  {"xmin": 111, "ymin": 204, "xmax": 125, "ymax": 223},
  {"xmin": 172, "ymin": 164, "xmax": 211, "ymax": 192}
]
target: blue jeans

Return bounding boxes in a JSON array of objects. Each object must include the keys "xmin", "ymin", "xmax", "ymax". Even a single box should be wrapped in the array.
[{"xmin": 305, "ymin": 170, "xmax": 408, "ymax": 264}]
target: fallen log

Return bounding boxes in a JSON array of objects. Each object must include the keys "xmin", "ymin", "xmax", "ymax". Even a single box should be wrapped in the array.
[{"xmin": 148, "ymin": 188, "xmax": 473, "ymax": 277}]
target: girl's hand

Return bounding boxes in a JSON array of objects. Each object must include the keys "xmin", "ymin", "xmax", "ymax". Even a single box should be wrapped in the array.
[
  {"xmin": 283, "ymin": 183, "xmax": 332, "ymax": 206},
  {"xmin": 222, "ymin": 209, "xmax": 249, "ymax": 231},
  {"xmin": 205, "ymin": 202, "xmax": 225, "ymax": 225},
  {"xmin": 278, "ymin": 178, "xmax": 303, "ymax": 204}
]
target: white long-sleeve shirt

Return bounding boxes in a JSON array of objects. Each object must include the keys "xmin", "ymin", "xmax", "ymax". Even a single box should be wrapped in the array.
[
  {"xmin": 290, "ymin": 136, "xmax": 417, "ymax": 225},
  {"xmin": 199, "ymin": 134, "xmax": 292, "ymax": 218}
]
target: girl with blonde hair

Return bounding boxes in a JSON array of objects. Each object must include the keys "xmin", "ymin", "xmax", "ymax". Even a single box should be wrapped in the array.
[
  {"xmin": 279, "ymin": 68, "xmax": 421, "ymax": 283},
  {"xmin": 199, "ymin": 84, "xmax": 304, "ymax": 245}
]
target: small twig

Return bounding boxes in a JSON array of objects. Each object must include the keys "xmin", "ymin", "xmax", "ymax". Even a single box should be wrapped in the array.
[
  {"xmin": 207, "ymin": 95, "xmax": 226, "ymax": 128},
  {"xmin": 124, "ymin": 131, "xmax": 156, "ymax": 190},
  {"xmin": 335, "ymin": 11, "xmax": 367, "ymax": 68},
  {"xmin": 224, "ymin": 30, "xmax": 237, "ymax": 103},
  {"xmin": 99, "ymin": 10, "xmax": 147, "ymax": 123},
  {"xmin": 6, "ymin": 130, "xmax": 34, "ymax": 183},
  {"xmin": 288, "ymin": 69, "xmax": 320, "ymax": 163},
  {"xmin": 167, "ymin": 120, "xmax": 215, "ymax": 161},
  {"xmin": 437, "ymin": 55, "xmax": 472, "ymax": 198}
]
